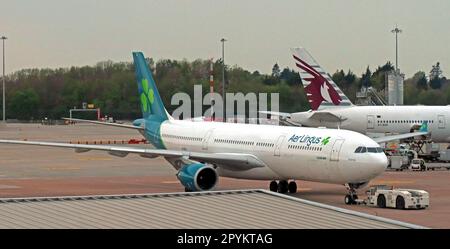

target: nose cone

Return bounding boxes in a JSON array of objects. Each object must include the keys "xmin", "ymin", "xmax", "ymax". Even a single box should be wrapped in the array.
[{"xmin": 370, "ymin": 153, "xmax": 388, "ymax": 177}]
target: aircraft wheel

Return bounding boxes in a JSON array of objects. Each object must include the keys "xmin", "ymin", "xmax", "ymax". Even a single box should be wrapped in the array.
[
  {"xmin": 288, "ymin": 181, "xmax": 297, "ymax": 194},
  {"xmin": 269, "ymin": 181, "xmax": 278, "ymax": 192},
  {"xmin": 344, "ymin": 195, "xmax": 353, "ymax": 205},
  {"xmin": 278, "ymin": 180, "xmax": 288, "ymax": 194},
  {"xmin": 352, "ymin": 195, "xmax": 358, "ymax": 204}
]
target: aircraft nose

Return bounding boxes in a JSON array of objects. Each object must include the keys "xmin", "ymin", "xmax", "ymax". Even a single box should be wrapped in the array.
[{"xmin": 371, "ymin": 154, "xmax": 388, "ymax": 176}]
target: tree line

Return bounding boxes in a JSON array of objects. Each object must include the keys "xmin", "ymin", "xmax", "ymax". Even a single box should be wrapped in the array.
[{"xmin": 1, "ymin": 58, "xmax": 447, "ymax": 120}]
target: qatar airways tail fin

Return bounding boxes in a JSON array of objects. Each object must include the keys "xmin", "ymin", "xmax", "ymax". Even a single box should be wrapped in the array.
[{"xmin": 291, "ymin": 47, "xmax": 353, "ymax": 110}]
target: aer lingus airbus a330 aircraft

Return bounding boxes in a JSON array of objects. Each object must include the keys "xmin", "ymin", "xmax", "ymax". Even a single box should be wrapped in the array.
[{"xmin": 0, "ymin": 52, "xmax": 398, "ymax": 203}]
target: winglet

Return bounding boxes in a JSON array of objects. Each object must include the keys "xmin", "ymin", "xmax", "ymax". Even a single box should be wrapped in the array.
[{"xmin": 419, "ymin": 121, "xmax": 428, "ymax": 132}]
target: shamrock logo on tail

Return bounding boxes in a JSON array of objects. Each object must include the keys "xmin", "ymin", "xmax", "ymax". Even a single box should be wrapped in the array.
[{"xmin": 140, "ymin": 79, "xmax": 154, "ymax": 113}]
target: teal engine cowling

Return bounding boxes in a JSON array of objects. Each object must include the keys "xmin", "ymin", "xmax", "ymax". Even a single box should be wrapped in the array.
[{"xmin": 176, "ymin": 163, "xmax": 218, "ymax": 191}]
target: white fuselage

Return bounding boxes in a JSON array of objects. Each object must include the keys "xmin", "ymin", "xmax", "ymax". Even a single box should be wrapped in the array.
[
  {"xmin": 291, "ymin": 106, "xmax": 450, "ymax": 143},
  {"xmin": 158, "ymin": 120, "xmax": 387, "ymax": 185}
]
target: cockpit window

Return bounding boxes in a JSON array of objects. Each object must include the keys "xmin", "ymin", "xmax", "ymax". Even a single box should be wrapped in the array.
[
  {"xmin": 360, "ymin": 147, "xmax": 367, "ymax": 153},
  {"xmin": 354, "ymin": 146, "xmax": 362, "ymax": 153},
  {"xmin": 367, "ymin": 147, "xmax": 377, "ymax": 153}
]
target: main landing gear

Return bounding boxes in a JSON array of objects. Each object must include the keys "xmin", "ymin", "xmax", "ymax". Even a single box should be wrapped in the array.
[{"xmin": 269, "ymin": 180, "xmax": 297, "ymax": 194}]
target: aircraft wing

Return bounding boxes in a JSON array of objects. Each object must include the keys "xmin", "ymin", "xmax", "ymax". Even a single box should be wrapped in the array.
[
  {"xmin": 62, "ymin": 118, "xmax": 144, "ymax": 130},
  {"xmin": 308, "ymin": 111, "xmax": 347, "ymax": 122},
  {"xmin": 0, "ymin": 139, "xmax": 266, "ymax": 171},
  {"xmin": 259, "ymin": 110, "xmax": 346, "ymax": 126},
  {"xmin": 372, "ymin": 121, "xmax": 429, "ymax": 143},
  {"xmin": 372, "ymin": 131, "xmax": 429, "ymax": 143}
]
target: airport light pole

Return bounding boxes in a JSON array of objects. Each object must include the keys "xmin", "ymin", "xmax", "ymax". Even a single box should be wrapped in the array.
[
  {"xmin": 391, "ymin": 26, "xmax": 402, "ymax": 71},
  {"xmin": 1, "ymin": 36, "xmax": 6, "ymax": 123},
  {"xmin": 221, "ymin": 38, "xmax": 227, "ymax": 122}
]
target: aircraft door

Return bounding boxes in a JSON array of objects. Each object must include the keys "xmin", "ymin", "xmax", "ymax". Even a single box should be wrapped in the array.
[
  {"xmin": 330, "ymin": 139, "xmax": 345, "ymax": 161},
  {"xmin": 367, "ymin": 115, "xmax": 375, "ymax": 129},
  {"xmin": 202, "ymin": 129, "xmax": 214, "ymax": 150},
  {"xmin": 274, "ymin": 135, "xmax": 286, "ymax": 156},
  {"xmin": 438, "ymin": 115, "xmax": 445, "ymax": 129}
]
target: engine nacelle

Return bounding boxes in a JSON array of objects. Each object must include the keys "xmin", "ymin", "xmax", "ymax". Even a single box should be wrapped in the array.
[{"xmin": 177, "ymin": 163, "xmax": 218, "ymax": 191}]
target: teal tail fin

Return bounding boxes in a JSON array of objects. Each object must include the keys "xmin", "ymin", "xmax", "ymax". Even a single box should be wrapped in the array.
[
  {"xmin": 419, "ymin": 121, "xmax": 428, "ymax": 132},
  {"xmin": 132, "ymin": 52, "xmax": 168, "ymax": 149},
  {"xmin": 133, "ymin": 52, "xmax": 168, "ymax": 121}
]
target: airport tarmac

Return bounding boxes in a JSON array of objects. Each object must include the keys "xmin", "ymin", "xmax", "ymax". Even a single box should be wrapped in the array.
[{"xmin": 1, "ymin": 123, "xmax": 450, "ymax": 228}]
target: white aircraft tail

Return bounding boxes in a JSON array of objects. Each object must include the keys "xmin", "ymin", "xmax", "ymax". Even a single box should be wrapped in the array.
[{"xmin": 291, "ymin": 47, "xmax": 353, "ymax": 110}]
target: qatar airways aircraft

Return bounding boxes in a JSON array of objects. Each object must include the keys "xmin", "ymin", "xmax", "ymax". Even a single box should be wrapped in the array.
[
  {"xmin": 267, "ymin": 47, "xmax": 446, "ymax": 143},
  {"xmin": 0, "ymin": 51, "xmax": 409, "ymax": 204}
]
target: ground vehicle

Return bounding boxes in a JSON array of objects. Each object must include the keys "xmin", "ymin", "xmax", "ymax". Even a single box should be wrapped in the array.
[
  {"xmin": 410, "ymin": 159, "xmax": 427, "ymax": 171},
  {"xmin": 387, "ymin": 155, "xmax": 409, "ymax": 171},
  {"xmin": 362, "ymin": 185, "xmax": 429, "ymax": 209},
  {"xmin": 438, "ymin": 149, "xmax": 450, "ymax": 162}
]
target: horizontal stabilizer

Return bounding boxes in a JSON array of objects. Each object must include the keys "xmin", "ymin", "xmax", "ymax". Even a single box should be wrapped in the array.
[
  {"xmin": 308, "ymin": 111, "xmax": 347, "ymax": 123},
  {"xmin": 258, "ymin": 111, "xmax": 291, "ymax": 119}
]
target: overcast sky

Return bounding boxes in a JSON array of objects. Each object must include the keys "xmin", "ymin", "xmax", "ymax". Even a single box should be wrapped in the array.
[{"xmin": 1, "ymin": 0, "xmax": 449, "ymax": 78}]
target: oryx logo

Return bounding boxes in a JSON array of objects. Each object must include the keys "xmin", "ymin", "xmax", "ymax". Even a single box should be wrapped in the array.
[
  {"xmin": 139, "ymin": 79, "xmax": 155, "ymax": 113},
  {"xmin": 321, "ymin": 136, "xmax": 331, "ymax": 145},
  {"xmin": 293, "ymin": 54, "xmax": 342, "ymax": 110}
]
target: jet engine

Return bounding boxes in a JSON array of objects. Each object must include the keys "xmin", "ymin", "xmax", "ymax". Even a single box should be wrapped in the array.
[{"xmin": 176, "ymin": 163, "xmax": 218, "ymax": 191}]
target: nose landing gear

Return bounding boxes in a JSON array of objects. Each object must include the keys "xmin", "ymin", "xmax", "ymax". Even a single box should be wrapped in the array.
[
  {"xmin": 344, "ymin": 193, "xmax": 359, "ymax": 205},
  {"xmin": 344, "ymin": 186, "xmax": 359, "ymax": 205},
  {"xmin": 269, "ymin": 180, "xmax": 297, "ymax": 194},
  {"xmin": 343, "ymin": 182, "xmax": 367, "ymax": 204}
]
